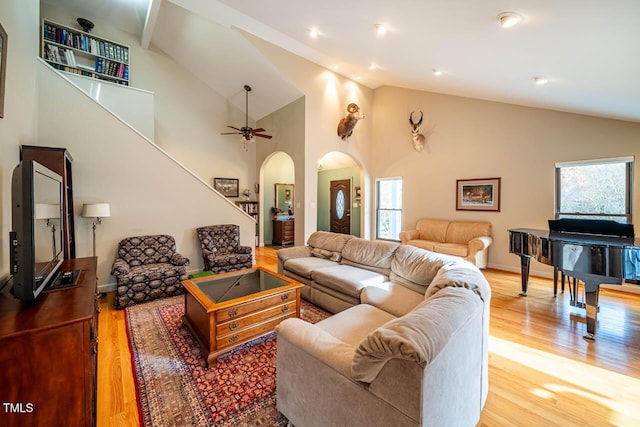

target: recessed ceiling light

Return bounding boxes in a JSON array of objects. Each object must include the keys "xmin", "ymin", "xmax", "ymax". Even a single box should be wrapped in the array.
[
  {"xmin": 497, "ymin": 12, "xmax": 524, "ymax": 28},
  {"xmin": 308, "ymin": 28, "xmax": 319, "ymax": 38},
  {"xmin": 534, "ymin": 76, "xmax": 548, "ymax": 85},
  {"xmin": 433, "ymin": 69, "xmax": 443, "ymax": 76},
  {"xmin": 375, "ymin": 24, "xmax": 388, "ymax": 35},
  {"xmin": 369, "ymin": 63, "xmax": 377, "ymax": 71}
]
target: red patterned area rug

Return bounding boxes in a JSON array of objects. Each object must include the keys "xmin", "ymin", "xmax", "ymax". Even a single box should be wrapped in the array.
[{"xmin": 125, "ymin": 295, "xmax": 330, "ymax": 427}]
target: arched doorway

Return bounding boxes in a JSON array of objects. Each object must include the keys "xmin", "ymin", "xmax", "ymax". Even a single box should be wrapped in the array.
[
  {"xmin": 317, "ymin": 152, "xmax": 363, "ymax": 237},
  {"xmin": 260, "ymin": 152, "xmax": 295, "ymax": 246}
]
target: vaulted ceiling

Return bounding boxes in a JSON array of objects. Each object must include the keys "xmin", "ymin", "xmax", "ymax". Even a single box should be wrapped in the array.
[{"xmin": 42, "ymin": 0, "xmax": 640, "ymax": 123}]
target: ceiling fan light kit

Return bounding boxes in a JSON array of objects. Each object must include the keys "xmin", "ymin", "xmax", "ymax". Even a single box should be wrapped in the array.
[{"xmin": 220, "ymin": 85, "xmax": 272, "ymax": 151}]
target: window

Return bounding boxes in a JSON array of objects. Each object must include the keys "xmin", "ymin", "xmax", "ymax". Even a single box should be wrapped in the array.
[
  {"xmin": 555, "ymin": 157, "xmax": 633, "ymax": 223},
  {"xmin": 376, "ymin": 177, "xmax": 402, "ymax": 240}
]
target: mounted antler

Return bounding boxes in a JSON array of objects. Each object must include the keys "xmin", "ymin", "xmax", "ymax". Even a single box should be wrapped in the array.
[
  {"xmin": 409, "ymin": 111, "xmax": 426, "ymax": 152},
  {"xmin": 337, "ymin": 103, "xmax": 365, "ymax": 140}
]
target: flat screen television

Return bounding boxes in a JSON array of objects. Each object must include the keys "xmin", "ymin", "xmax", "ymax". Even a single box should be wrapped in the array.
[{"xmin": 9, "ymin": 160, "xmax": 65, "ymax": 301}]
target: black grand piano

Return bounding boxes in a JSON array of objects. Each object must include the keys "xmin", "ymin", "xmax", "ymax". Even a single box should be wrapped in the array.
[{"xmin": 509, "ymin": 219, "xmax": 640, "ymax": 340}]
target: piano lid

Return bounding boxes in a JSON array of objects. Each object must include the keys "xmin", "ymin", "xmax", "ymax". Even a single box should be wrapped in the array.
[{"xmin": 548, "ymin": 218, "xmax": 634, "ymax": 238}]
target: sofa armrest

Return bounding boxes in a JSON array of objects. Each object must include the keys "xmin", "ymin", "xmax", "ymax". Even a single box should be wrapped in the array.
[
  {"xmin": 467, "ymin": 236, "xmax": 493, "ymax": 268},
  {"xmin": 398, "ymin": 229, "xmax": 419, "ymax": 244},
  {"xmin": 171, "ymin": 253, "xmax": 190, "ymax": 266},
  {"xmin": 276, "ymin": 318, "xmax": 355, "ymax": 378},
  {"xmin": 111, "ymin": 258, "xmax": 130, "ymax": 277},
  {"xmin": 468, "ymin": 236, "xmax": 493, "ymax": 252},
  {"xmin": 236, "ymin": 245, "xmax": 252, "ymax": 255},
  {"xmin": 277, "ymin": 245, "xmax": 312, "ymax": 262}
]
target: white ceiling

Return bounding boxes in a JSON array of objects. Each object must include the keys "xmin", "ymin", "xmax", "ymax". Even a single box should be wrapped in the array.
[{"xmin": 42, "ymin": 0, "xmax": 640, "ymax": 123}]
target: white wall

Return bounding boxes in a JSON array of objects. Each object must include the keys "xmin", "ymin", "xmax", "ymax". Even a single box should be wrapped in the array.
[
  {"xmin": 37, "ymin": 63, "xmax": 255, "ymax": 290},
  {"xmin": 40, "ymin": 2, "xmax": 258, "ymax": 197},
  {"xmin": 371, "ymin": 86, "xmax": 640, "ymax": 277},
  {"xmin": 0, "ymin": 0, "xmax": 40, "ymax": 280},
  {"xmin": 257, "ymin": 97, "xmax": 304, "ymax": 244},
  {"xmin": 248, "ymin": 34, "xmax": 374, "ymax": 243},
  {"xmin": 62, "ymin": 72, "xmax": 155, "ymax": 141}
]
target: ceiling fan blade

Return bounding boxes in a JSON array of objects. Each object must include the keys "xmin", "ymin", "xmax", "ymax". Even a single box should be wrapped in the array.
[
  {"xmin": 220, "ymin": 132, "xmax": 242, "ymax": 135},
  {"xmin": 253, "ymin": 128, "xmax": 266, "ymax": 133},
  {"xmin": 226, "ymin": 125, "xmax": 242, "ymax": 131},
  {"xmin": 254, "ymin": 133, "xmax": 273, "ymax": 139}
]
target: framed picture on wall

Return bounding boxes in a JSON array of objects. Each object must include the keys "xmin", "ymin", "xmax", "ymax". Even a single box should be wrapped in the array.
[
  {"xmin": 214, "ymin": 178, "xmax": 239, "ymax": 197},
  {"xmin": 0, "ymin": 22, "xmax": 7, "ymax": 118},
  {"xmin": 456, "ymin": 177, "xmax": 501, "ymax": 212}
]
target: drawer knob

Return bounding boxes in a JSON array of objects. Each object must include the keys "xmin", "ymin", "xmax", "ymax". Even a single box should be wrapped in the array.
[
  {"xmin": 281, "ymin": 294, "xmax": 289, "ymax": 301},
  {"xmin": 228, "ymin": 308, "xmax": 238, "ymax": 318},
  {"xmin": 229, "ymin": 321, "xmax": 238, "ymax": 331},
  {"xmin": 281, "ymin": 305, "xmax": 289, "ymax": 313},
  {"xmin": 229, "ymin": 335, "xmax": 239, "ymax": 343}
]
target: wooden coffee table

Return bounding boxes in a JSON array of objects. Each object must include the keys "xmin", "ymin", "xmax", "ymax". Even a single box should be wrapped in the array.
[{"xmin": 182, "ymin": 267, "xmax": 303, "ymax": 366}]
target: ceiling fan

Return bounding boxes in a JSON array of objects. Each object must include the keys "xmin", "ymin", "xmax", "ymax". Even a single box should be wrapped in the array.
[{"xmin": 221, "ymin": 85, "xmax": 272, "ymax": 144}]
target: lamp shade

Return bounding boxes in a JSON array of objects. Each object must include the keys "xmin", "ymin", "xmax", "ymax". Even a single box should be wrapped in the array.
[
  {"xmin": 35, "ymin": 203, "xmax": 60, "ymax": 220},
  {"xmin": 82, "ymin": 203, "xmax": 111, "ymax": 218}
]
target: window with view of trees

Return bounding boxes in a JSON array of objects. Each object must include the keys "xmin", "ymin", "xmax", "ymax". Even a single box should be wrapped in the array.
[
  {"xmin": 376, "ymin": 177, "xmax": 402, "ymax": 241},
  {"xmin": 555, "ymin": 157, "xmax": 633, "ymax": 223}
]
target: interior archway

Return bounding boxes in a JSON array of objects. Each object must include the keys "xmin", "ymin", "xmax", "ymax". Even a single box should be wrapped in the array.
[
  {"xmin": 260, "ymin": 151, "xmax": 295, "ymax": 246},
  {"xmin": 317, "ymin": 152, "xmax": 363, "ymax": 237}
]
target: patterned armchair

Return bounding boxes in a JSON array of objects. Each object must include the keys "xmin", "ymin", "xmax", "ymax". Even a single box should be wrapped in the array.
[
  {"xmin": 196, "ymin": 224, "xmax": 253, "ymax": 274},
  {"xmin": 111, "ymin": 234, "xmax": 190, "ymax": 309}
]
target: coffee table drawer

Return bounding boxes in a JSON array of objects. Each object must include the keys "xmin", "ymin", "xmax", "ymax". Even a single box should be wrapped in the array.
[
  {"xmin": 216, "ymin": 301, "xmax": 296, "ymax": 335},
  {"xmin": 216, "ymin": 313, "xmax": 295, "ymax": 350},
  {"xmin": 216, "ymin": 290, "xmax": 297, "ymax": 322}
]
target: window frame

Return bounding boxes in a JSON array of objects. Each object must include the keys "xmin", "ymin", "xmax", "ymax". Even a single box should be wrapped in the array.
[
  {"xmin": 375, "ymin": 177, "xmax": 403, "ymax": 241},
  {"xmin": 554, "ymin": 157, "xmax": 633, "ymax": 223}
]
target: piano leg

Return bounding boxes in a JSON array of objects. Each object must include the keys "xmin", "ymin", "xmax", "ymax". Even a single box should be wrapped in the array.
[
  {"xmin": 519, "ymin": 255, "xmax": 531, "ymax": 297},
  {"xmin": 553, "ymin": 268, "xmax": 559, "ymax": 296},
  {"xmin": 583, "ymin": 282, "xmax": 600, "ymax": 341}
]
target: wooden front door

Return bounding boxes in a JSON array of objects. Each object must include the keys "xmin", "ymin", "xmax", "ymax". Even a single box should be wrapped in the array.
[{"xmin": 330, "ymin": 179, "xmax": 351, "ymax": 234}]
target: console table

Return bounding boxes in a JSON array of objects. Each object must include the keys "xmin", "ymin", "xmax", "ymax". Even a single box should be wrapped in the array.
[{"xmin": 0, "ymin": 257, "xmax": 98, "ymax": 427}]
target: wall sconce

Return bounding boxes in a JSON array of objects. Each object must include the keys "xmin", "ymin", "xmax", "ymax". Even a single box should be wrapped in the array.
[{"xmin": 82, "ymin": 203, "xmax": 111, "ymax": 257}]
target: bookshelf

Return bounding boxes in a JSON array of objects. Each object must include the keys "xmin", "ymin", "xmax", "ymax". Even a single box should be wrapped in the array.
[
  {"xmin": 41, "ymin": 19, "xmax": 130, "ymax": 86},
  {"xmin": 235, "ymin": 201, "xmax": 259, "ymax": 246}
]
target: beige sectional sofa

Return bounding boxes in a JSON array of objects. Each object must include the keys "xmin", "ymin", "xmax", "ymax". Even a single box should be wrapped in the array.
[
  {"xmin": 275, "ymin": 231, "xmax": 491, "ymax": 426},
  {"xmin": 399, "ymin": 218, "xmax": 493, "ymax": 268}
]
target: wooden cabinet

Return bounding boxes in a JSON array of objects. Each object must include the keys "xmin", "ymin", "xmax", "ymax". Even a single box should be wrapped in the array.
[
  {"xmin": 0, "ymin": 257, "xmax": 98, "ymax": 427},
  {"xmin": 20, "ymin": 145, "xmax": 75, "ymax": 259},
  {"xmin": 41, "ymin": 20, "xmax": 130, "ymax": 86},
  {"xmin": 273, "ymin": 218, "xmax": 295, "ymax": 246}
]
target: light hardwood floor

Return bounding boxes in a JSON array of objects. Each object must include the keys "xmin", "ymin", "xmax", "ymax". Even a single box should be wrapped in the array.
[{"xmin": 97, "ymin": 247, "xmax": 640, "ymax": 426}]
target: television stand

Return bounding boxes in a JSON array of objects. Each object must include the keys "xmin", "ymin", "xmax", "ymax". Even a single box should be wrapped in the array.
[{"xmin": 0, "ymin": 257, "xmax": 97, "ymax": 427}]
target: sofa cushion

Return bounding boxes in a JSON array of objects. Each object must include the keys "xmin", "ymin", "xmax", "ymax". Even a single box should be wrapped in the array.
[
  {"xmin": 432, "ymin": 242, "xmax": 469, "ymax": 258},
  {"xmin": 390, "ymin": 245, "xmax": 462, "ymax": 293},
  {"xmin": 307, "ymin": 231, "xmax": 353, "ymax": 253},
  {"xmin": 445, "ymin": 221, "xmax": 492, "ymax": 245},
  {"xmin": 284, "ymin": 257, "xmax": 339, "ymax": 279},
  {"xmin": 341, "ymin": 238, "xmax": 399, "ymax": 275},
  {"xmin": 416, "ymin": 219, "xmax": 449, "ymax": 242},
  {"xmin": 317, "ymin": 304, "xmax": 395, "ymax": 347},
  {"xmin": 312, "ymin": 265, "xmax": 387, "ymax": 299},
  {"xmin": 351, "ymin": 287, "xmax": 482, "ymax": 383},
  {"xmin": 361, "ymin": 282, "xmax": 424, "ymax": 317}
]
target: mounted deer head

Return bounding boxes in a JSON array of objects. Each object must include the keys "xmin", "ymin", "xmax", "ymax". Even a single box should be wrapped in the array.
[
  {"xmin": 409, "ymin": 111, "xmax": 426, "ymax": 152},
  {"xmin": 337, "ymin": 103, "xmax": 364, "ymax": 140}
]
